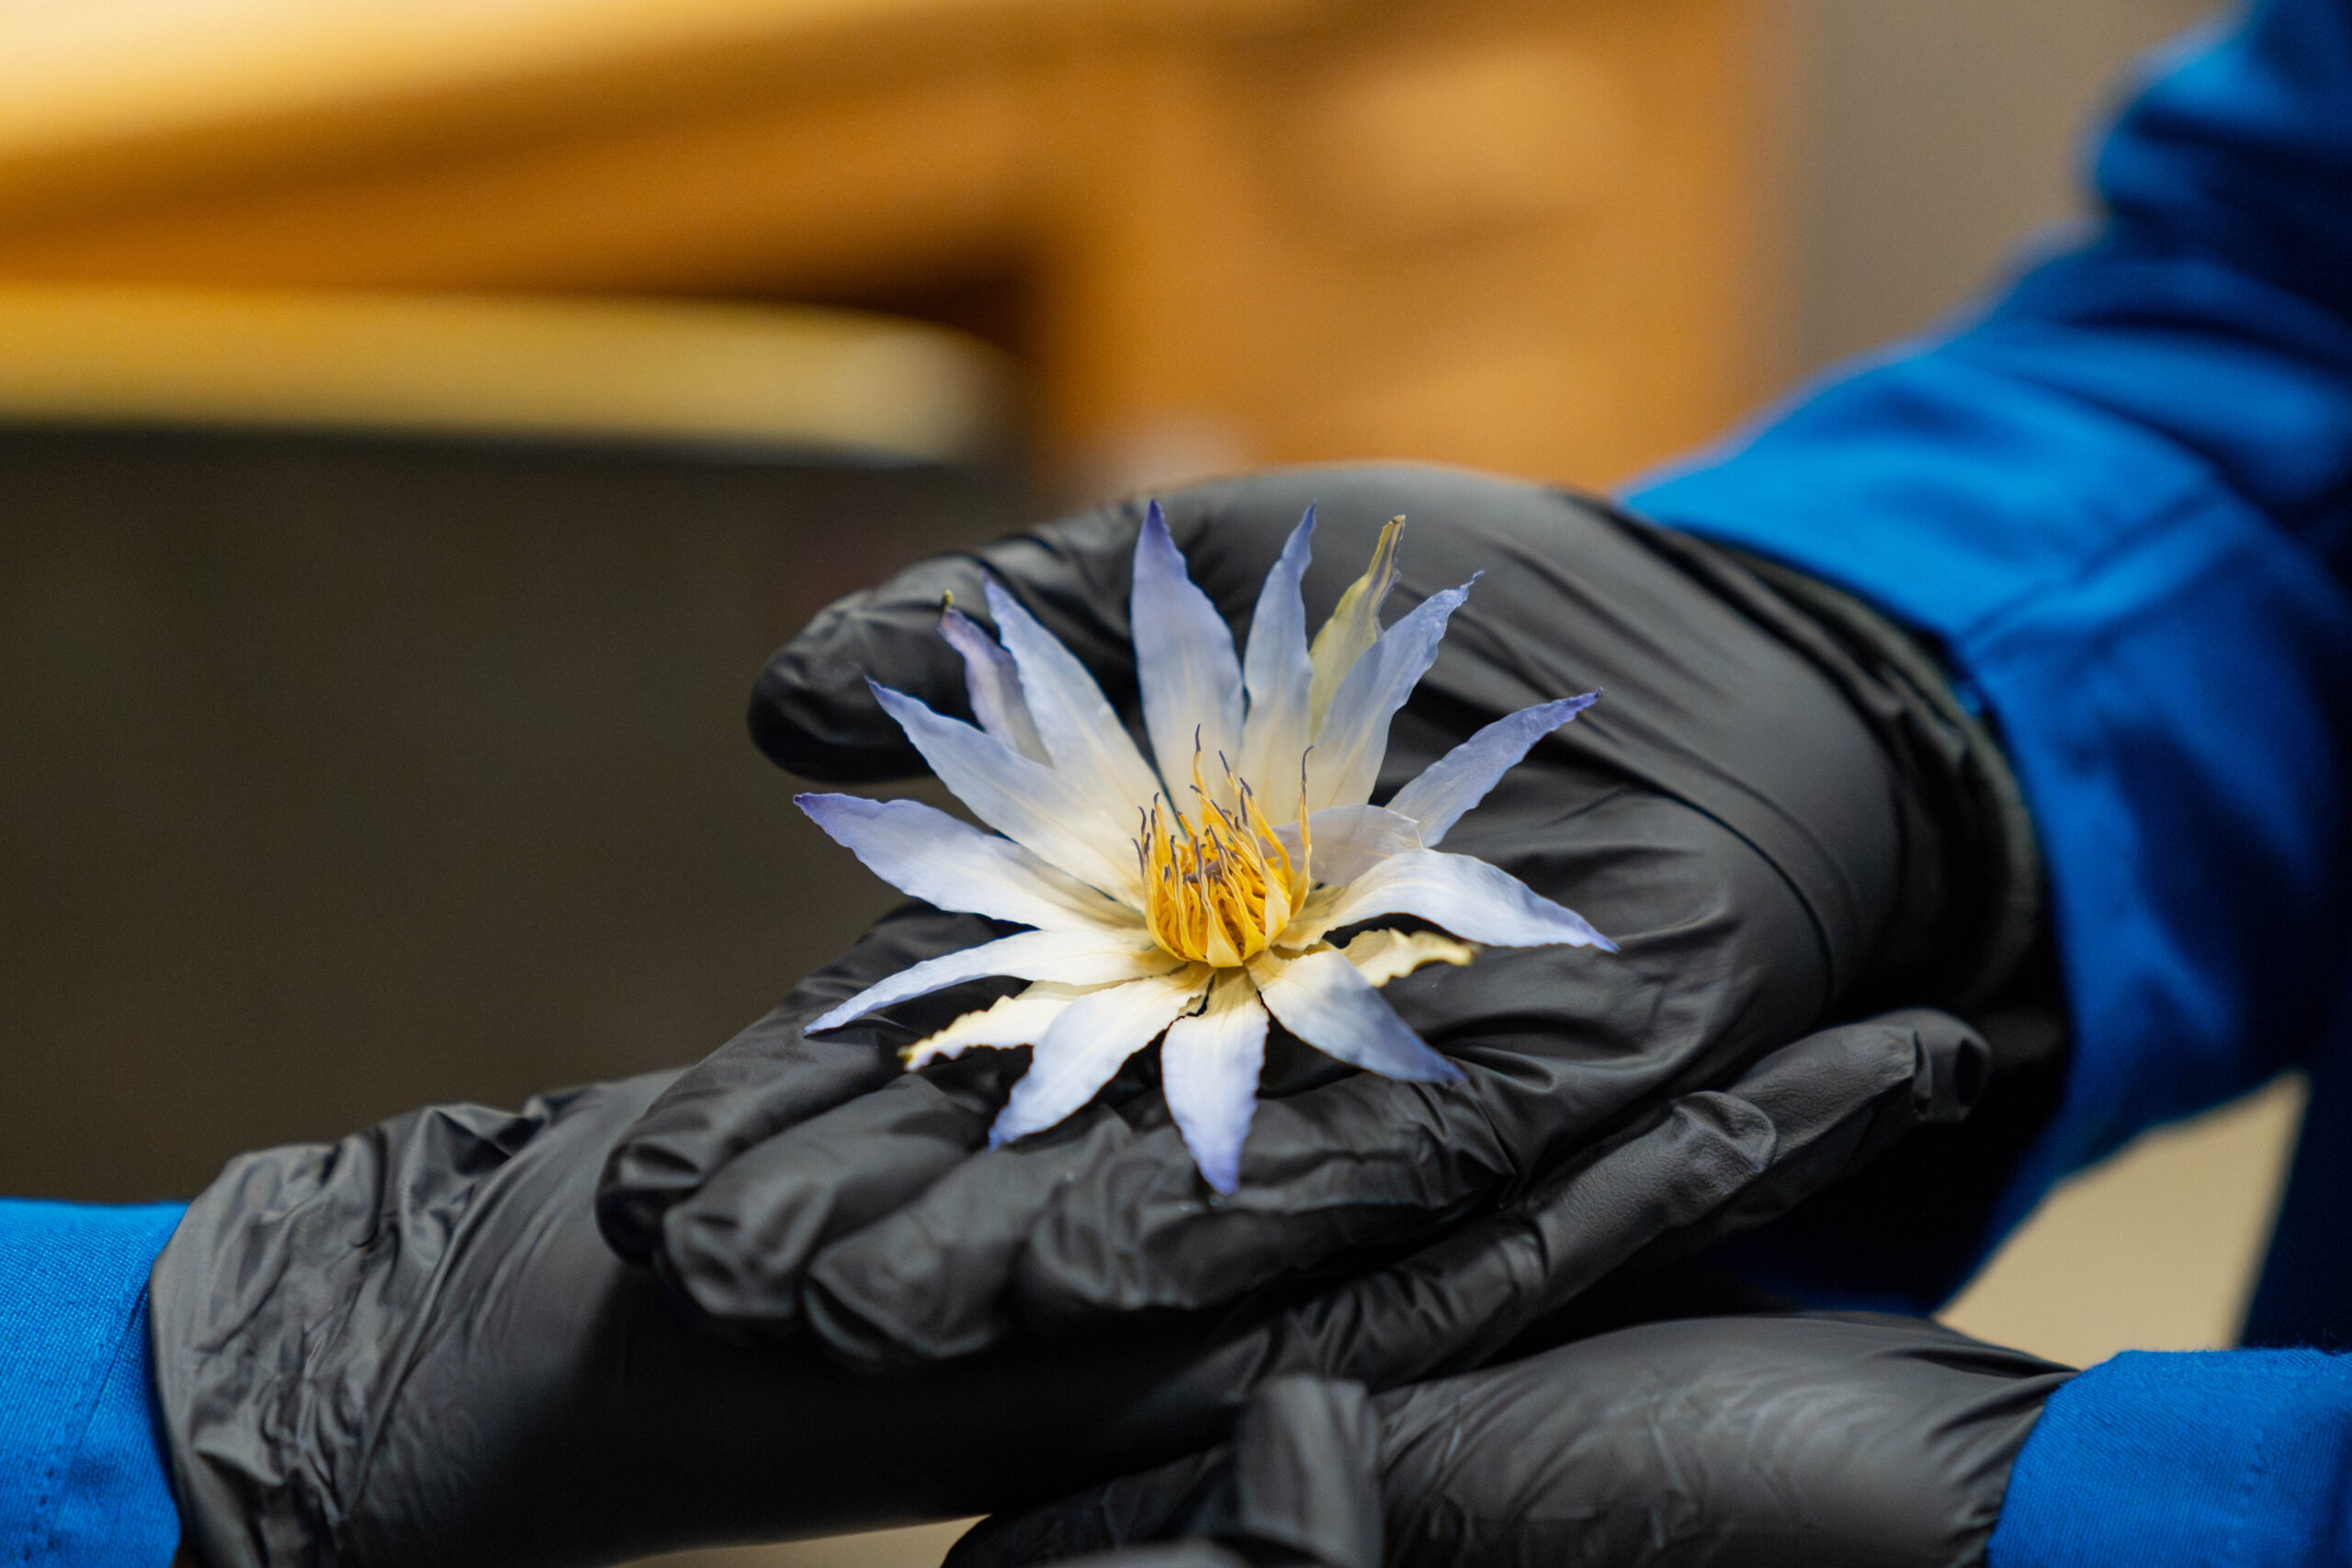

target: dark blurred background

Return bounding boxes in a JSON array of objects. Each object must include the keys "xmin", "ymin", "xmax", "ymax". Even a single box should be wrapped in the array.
[
  {"xmin": 1, "ymin": 429, "xmax": 1006, "ymax": 1200},
  {"xmin": 0, "ymin": 7, "xmax": 2289, "ymax": 1546}
]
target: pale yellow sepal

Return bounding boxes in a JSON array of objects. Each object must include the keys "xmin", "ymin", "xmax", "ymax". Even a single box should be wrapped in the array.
[
  {"xmin": 903, "ymin": 980, "xmax": 1108, "ymax": 1068},
  {"xmin": 1306, "ymin": 515, "xmax": 1404, "ymax": 729},
  {"xmin": 1338, "ymin": 928, "xmax": 1477, "ymax": 987}
]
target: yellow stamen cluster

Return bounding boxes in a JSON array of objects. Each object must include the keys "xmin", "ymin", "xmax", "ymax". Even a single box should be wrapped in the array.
[{"xmin": 1137, "ymin": 757, "xmax": 1311, "ymax": 967}]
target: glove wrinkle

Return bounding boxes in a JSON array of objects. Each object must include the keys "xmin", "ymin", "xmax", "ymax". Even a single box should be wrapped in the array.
[{"xmin": 1211, "ymin": 1379, "xmax": 1384, "ymax": 1568}]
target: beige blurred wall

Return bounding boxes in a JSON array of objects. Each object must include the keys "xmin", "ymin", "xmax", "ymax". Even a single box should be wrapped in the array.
[{"xmin": 1792, "ymin": 0, "xmax": 2220, "ymax": 370}]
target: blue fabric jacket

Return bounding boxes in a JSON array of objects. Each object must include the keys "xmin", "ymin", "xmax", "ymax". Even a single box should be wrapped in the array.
[
  {"xmin": 0, "ymin": 1201, "xmax": 184, "ymax": 1568},
  {"xmin": 9, "ymin": 3, "xmax": 2352, "ymax": 1562},
  {"xmin": 1633, "ymin": 0, "xmax": 2352, "ymax": 1558}
]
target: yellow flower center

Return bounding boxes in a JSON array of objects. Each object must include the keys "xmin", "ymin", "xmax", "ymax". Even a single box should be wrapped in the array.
[{"xmin": 1136, "ymin": 759, "xmax": 1311, "ymax": 968}]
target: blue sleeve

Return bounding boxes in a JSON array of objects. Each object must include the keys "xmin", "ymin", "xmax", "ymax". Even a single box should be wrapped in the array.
[
  {"xmin": 0, "ymin": 1200, "xmax": 187, "ymax": 1568},
  {"xmin": 1626, "ymin": 0, "xmax": 2352, "ymax": 1239},
  {"xmin": 1990, "ymin": 1349, "xmax": 2352, "ymax": 1567},
  {"xmin": 1629, "ymin": 3, "xmax": 2352, "ymax": 1556}
]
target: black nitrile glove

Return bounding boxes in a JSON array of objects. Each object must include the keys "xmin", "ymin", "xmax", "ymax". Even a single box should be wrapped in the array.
[
  {"xmin": 597, "ymin": 464, "xmax": 2041, "ymax": 1367},
  {"xmin": 952, "ymin": 1313, "xmax": 2075, "ymax": 1568},
  {"xmin": 148, "ymin": 1008, "xmax": 1988, "ymax": 1568},
  {"xmin": 149, "ymin": 1069, "xmax": 1201, "ymax": 1568}
]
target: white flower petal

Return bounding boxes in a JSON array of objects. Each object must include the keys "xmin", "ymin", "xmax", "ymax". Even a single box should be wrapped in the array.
[
  {"xmin": 1385, "ymin": 694, "xmax": 1599, "ymax": 846},
  {"xmin": 981, "ymin": 580, "xmax": 1164, "ymax": 829},
  {"xmin": 811, "ymin": 928, "xmax": 1179, "ymax": 1032},
  {"xmin": 1273, "ymin": 804, "xmax": 1423, "ymax": 887},
  {"xmin": 904, "ymin": 980, "xmax": 1105, "ymax": 1068},
  {"xmin": 870, "ymin": 682, "xmax": 1143, "ymax": 903},
  {"xmin": 1235, "ymin": 508, "xmax": 1317, "ymax": 807},
  {"xmin": 939, "ymin": 606, "xmax": 1048, "ymax": 763},
  {"xmin": 1311, "ymin": 848, "xmax": 1616, "ymax": 952},
  {"xmin": 1159, "ymin": 969, "xmax": 1271, "ymax": 1194},
  {"xmin": 1132, "ymin": 502, "xmax": 1244, "ymax": 796},
  {"xmin": 1306, "ymin": 514, "xmax": 1403, "ymax": 731},
  {"xmin": 1250, "ymin": 947, "xmax": 1463, "ymax": 1083},
  {"xmin": 1338, "ymin": 928, "xmax": 1476, "ymax": 987},
  {"xmin": 1306, "ymin": 578, "xmax": 1476, "ymax": 813},
  {"xmin": 990, "ymin": 966, "xmax": 1215, "ymax": 1145},
  {"xmin": 797, "ymin": 794, "xmax": 1138, "ymax": 934}
]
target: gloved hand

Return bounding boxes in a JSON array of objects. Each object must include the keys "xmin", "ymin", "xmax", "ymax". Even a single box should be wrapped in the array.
[
  {"xmin": 951, "ymin": 1312, "xmax": 2075, "ymax": 1568},
  {"xmin": 150, "ymin": 1007, "xmax": 1987, "ymax": 1568},
  {"xmin": 149, "ymin": 1069, "xmax": 1203, "ymax": 1568},
  {"xmin": 597, "ymin": 464, "xmax": 2039, "ymax": 1367}
]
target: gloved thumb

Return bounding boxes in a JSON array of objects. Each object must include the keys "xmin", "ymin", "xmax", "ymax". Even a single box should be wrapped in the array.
[
  {"xmin": 949, "ymin": 1376, "xmax": 1383, "ymax": 1568},
  {"xmin": 751, "ymin": 505, "xmax": 1155, "ymax": 783}
]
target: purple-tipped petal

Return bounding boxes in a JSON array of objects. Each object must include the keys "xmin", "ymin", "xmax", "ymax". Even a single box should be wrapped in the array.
[
  {"xmin": 1315, "ymin": 848, "xmax": 1615, "ymax": 952},
  {"xmin": 980, "ymin": 581, "xmax": 1164, "ymax": 829},
  {"xmin": 1250, "ymin": 948, "xmax": 1463, "ymax": 1083},
  {"xmin": 1159, "ymin": 969, "xmax": 1271, "ymax": 1193},
  {"xmin": 1132, "ymin": 502, "xmax": 1244, "ymax": 794},
  {"xmin": 939, "ymin": 605, "xmax": 1048, "ymax": 763},
  {"xmin": 869, "ymin": 681, "xmax": 1140, "ymax": 903},
  {"xmin": 810, "ymin": 928, "xmax": 1180, "ymax": 1032},
  {"xmin": 1236, "ymin": 507, "xmax": 1317, "ymax": 800},
  {"xmin": 797, "ymin": 794, "xmax": 1136, "ymax": 933},
  {"xmin": 989, "ymin": 966, "xmax": 1213, "ymax": 1145},
  {"xmin": 1386, "ymin": 693, "xmax": 1599, "ymax": 846},
  {"xmin": 1306, "ymin": 577, "xmax": 1476, "ymax": 813}
]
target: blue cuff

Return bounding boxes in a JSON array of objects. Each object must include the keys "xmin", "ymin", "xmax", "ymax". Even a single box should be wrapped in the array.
[
  {"xmin": 0, "ymin": 1200, "xmax": 187, "ymax": 1568},
  {"xmin": 1991, "ymin": 1348, "xmax": 2352, "ymax": 1568}
]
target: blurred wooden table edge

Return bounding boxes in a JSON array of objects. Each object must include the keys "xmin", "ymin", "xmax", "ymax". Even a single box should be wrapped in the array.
[
  {"xmin": 0, "ymin": 283, "xmax": 1018, "ymax": 464},
  {"xmin": 0, "ymin": 0, "xmax": 1792, "ymax": 503},
  {"xmin": 0, "ymin": 0, "xmax": 1330, "ymax": 230}
]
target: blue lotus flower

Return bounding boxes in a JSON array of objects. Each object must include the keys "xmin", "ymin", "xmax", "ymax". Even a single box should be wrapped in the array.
[{"xmin": 799, "ymin": 503, "xmax": 1611, "ymax": 1192}]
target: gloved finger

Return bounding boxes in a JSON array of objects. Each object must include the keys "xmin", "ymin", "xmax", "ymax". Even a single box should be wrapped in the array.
[
  {"xmin": 1246, "ymin": 1005, "xmax": 1992, "ymax": 1389},
  {"xmin": 596, "ymin": 902, "xmax": 1015, "ymax": 1265},
  {"xmin": 750, "ymin": 505, "xmax": 1158, "ymax": 784},
  {"xmin": 657, "ymin": 1051, "xmax": 1023, "ymax": 1335},
  {"xmin": 798, "ymin": 1102, "xmax": 1146, "ymax": 1369},
  {"xmin": 805, "ymin": 1002, "xmax": 1977, "ymax": 1382},
  {"xmin": 1083, "ymin": 1008, "xmax": 1990, "ymax": 1456},
  {"xmin": 1369, "ymin": 1314, "xmax": 2072, "ymax": 1568},
  {"xmin": 953, "ymin": 1377, "xmax": 1384, "ymax": 1568}
]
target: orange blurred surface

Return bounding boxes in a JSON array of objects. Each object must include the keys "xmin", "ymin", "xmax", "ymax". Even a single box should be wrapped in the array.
[{"xmin": 0, "ymin": 0, "xmax": 1792, "ymax": 498}]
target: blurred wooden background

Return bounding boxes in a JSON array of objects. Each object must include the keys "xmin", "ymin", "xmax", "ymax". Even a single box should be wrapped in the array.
[{"xmin": 0, "ymin": 0, "xmax": 1789, "ymax": 498}]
